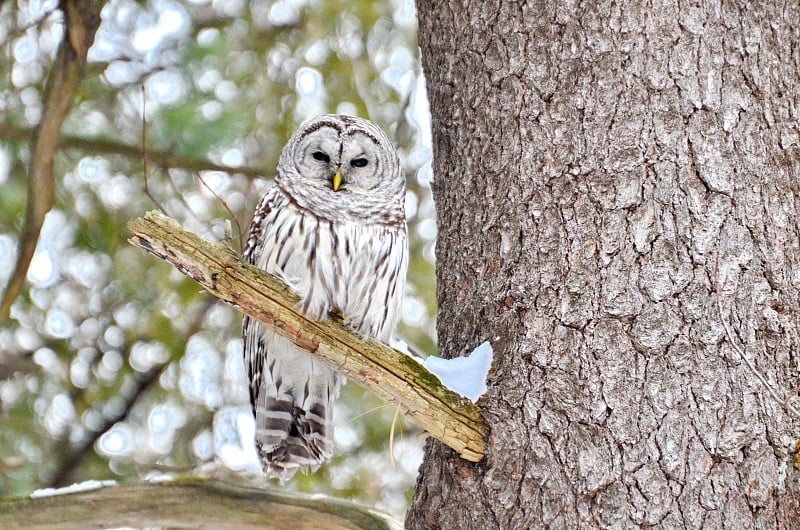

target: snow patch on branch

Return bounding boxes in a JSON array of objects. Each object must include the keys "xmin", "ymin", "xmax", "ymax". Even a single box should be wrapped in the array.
[
  {"xmin": 394, "ymin": 340, "xmax": 493, "ymax": 403},
  {"xmin": 422, "ymin": 342, "xmax": 493, "ymax": 402},
  {"xmin": 30, "ymin": 479, "xmax": 117, "ymax": 498}
]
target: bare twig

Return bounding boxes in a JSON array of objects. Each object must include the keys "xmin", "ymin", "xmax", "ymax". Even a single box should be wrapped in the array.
[
  {"xmin": 5, "ymin": 4, "xmax": 59, "ymax": 42},
  {"xmin": 0, "ymin": 0, "xmax": 104, "ymax": 320},
  {"xmin": 140, "ymin": 84, "xmax": 168, "ymax": 215},
  {"xmin": 196, "ymin": 171, "xmax": 245, "ymax": 251},
  {"xmin": 47, "ymin": 364, "xmax": 165, "ymax": 487},
  {"xmin": 127, "ymin": 211, "xmax": 488, "ymax": 462},
  {"xmin": 389, "ymin": 405, "xmax": 402, "ymax": 469},
  {"xmin": 46, "ymin": 300, "xmax": 214, "ymax": 487}
]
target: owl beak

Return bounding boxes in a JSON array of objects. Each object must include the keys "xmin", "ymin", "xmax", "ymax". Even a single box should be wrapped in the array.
[{"xmin": 331, "ymin": 171, "xmax": 342, "ymax": 192}]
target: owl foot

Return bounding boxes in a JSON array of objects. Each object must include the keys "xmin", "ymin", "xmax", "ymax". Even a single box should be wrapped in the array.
[{"xmin": 329, "ymin": 308, "xmax": 351, "ymax": 326}]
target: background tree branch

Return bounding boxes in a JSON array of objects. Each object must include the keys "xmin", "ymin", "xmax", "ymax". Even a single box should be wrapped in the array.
[
  {"xmin": 127, "ymin": 210, "xmax": 488, "ymax": 462},
  {"xmin": 45, "ymin": 299, "xmax": 215, "ymax": 487},
  {"xmin": 0, "ymin": 479, "xmax": 402, "ymax": 530},
  {"xmin": 0, "ymin": 0, "xmax": 104, "ymax": 319},
  {"xmin": 0, "ymin": 125, "xmax": 268, "ymax": 180}
]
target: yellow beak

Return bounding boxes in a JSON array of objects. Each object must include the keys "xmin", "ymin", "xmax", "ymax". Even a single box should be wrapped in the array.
[{"xmin": 332, "ymin": 171, "xmax": 342, "ymax": 192}]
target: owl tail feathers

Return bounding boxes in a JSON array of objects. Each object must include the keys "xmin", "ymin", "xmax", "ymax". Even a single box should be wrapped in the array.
[{"xmin": 255, "ymin": 396, "xmax": 334, "ymax": 481}]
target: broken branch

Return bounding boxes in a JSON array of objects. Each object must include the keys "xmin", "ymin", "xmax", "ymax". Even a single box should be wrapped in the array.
[{"xmin": 127, "ymin": 210, "xmax": 487, "ymax": 462}]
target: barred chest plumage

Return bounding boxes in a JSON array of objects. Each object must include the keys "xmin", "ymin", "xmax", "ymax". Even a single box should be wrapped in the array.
[{"xmin": 248, "ymin": 184, "xmax": 407, "ymax": 342}]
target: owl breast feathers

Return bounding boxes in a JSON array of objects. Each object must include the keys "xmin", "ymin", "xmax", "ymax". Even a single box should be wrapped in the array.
[{"xmin": 242, "ymin": 114, "xmax": 408, "ymax": 479}]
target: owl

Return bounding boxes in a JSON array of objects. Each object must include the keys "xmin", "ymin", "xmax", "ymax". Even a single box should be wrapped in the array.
[{"xmin": 242, "ymin": 114, "xmax": 408, "ymax": 479}]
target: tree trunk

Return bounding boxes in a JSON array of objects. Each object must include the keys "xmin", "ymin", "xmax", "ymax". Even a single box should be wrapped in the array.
[{"xmin": 408, "ymin": 1, "xmax": 800, "ymax": 528}]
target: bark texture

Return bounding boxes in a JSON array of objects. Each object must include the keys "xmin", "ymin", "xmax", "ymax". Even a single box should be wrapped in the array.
[{"xmin": 409, "ymin": 1, "xmax": 800, "ymax": 528}]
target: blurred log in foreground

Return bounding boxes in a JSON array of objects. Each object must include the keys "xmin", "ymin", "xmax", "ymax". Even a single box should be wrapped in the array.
[{"xmin": 0, "ymin": 478, "xmax": 401, "ymax": 530}]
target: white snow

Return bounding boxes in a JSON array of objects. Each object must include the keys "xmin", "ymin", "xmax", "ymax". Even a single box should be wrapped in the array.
[
  {"xmin": 421, "ymin": 341, "xmax": 493, "ymax": 402},
  {"xmin": 30, "ymin": 479, "xmax": 117, "ymax": 498}
]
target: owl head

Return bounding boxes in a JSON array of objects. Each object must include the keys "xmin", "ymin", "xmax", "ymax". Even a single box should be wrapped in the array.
[{"xmin": 279, "ymin": 114, "xmax": 404, "ymax": 197}]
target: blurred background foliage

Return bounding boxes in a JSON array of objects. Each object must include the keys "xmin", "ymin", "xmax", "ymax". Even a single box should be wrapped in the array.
[{"xmin": 0, "ymin": 0, "xmax": 436, "ymax": 517}]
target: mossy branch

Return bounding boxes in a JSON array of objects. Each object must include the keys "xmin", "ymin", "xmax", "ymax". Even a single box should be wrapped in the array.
[
  {"xmin": 0, "ymin": 478, "xmax": 401, "ymax": 530},
  {"xmin": 127, "ymin": 210, "xmax": 487, "ymax": 462}
]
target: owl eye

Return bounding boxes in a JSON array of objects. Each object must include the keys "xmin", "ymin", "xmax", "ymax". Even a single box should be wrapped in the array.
[
  {"xmin": 312, "ymin": 151, "xmax": 330, "ymax": 163},
  {"xmin": 350, "ymin": 158, "xmax": 368, "ymax": 168}
]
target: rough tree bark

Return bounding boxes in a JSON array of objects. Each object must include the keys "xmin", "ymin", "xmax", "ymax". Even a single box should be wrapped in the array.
[{"xmin": 409, "ymin": 1, "xmax": 800, "ymax": 529}]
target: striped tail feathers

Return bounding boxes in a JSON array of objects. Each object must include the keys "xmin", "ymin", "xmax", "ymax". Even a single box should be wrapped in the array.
[
  {"xmin": 254, "ymin": 390, "xmax": 334, "ymax": 478},
  {"xmin": 251, "ymin": 332, "xmax": 341, "ymax": 480}
]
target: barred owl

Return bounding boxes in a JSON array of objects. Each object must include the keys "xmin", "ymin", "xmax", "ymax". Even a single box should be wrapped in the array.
[{"xmin": 242, "ymin": 114, "xmax": 408, "ymax": 479}]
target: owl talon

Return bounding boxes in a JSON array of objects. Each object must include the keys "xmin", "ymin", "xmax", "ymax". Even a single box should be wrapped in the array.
[{"xmin": 329, "ymin": 309, "xmax": 351, "ymax": 326}]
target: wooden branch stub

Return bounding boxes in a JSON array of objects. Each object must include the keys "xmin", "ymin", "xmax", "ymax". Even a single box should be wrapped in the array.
[{"xmin": 127, "ymin": 210, "xmax": 487, "ymax": 461}]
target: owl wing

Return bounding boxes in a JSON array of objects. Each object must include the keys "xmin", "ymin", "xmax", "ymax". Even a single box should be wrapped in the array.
[
  {"xmin": 243, "ymin": 184, "xmax": 341, "ymax": 479},
  {"xmin": 340, "ymin": 221, "xmax": 408, "ymax": 343}
]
